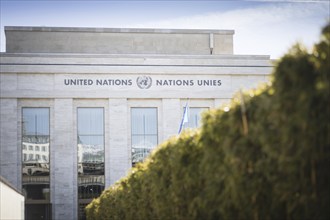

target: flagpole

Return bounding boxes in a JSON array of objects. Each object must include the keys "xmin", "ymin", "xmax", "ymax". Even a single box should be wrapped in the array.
[{"xmin": 178, "ymin": 99, "xmax": 189, "ymax": 134}]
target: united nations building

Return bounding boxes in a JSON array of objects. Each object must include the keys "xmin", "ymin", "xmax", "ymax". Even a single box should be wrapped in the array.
[{"xmin": 0, "ymin": 26, "xmax": 272, "ymax": 220}]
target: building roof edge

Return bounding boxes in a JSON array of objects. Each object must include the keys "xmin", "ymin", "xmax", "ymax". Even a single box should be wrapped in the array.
[{"xmin": 4, "ymin": 26, "xmax": 235, "ymax": 35}]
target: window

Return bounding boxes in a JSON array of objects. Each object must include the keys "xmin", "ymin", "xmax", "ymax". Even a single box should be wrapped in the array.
[
  {"xmin": 77, "ymin": 108, "xmax": 105, "ymax": 220},
  {"xmin": 22, "ymin": 107, "xmax": 51, "ymax": 219},
  {"xmin": 28, "ymin": 154, "xmax": 33, "ymax": 160},
  {"xmin": 42, "ymin": 146, "xmax": 46, "ymax": 152},
  {"xmin": 131, "ymin": 108, "xmax": 158, "ymax": 166},
  {"xmin": 183, "ymin": 107, "xmax": 208, "ymax": 129},
  {"xmin": 23, "ymin": 145, "xmax": 27, "ymax": 150}
]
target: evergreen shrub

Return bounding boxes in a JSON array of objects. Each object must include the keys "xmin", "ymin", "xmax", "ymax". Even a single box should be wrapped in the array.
[{"xmin": 86, "ymin": 23, "xmax": 330, "ymax": 220}]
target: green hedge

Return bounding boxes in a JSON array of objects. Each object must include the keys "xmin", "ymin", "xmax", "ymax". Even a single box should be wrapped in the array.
[{"xmin": 86, "ymin": 23, "xmax": 330, "ymax": 220}]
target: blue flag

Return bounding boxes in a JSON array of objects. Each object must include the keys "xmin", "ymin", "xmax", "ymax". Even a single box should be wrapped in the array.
[{"xmin": 178, "ymin": 102, "xmax": 189, "ymax": 134}]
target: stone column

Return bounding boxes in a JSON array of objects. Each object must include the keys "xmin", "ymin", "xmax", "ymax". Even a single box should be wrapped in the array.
[
  {"xmin": 108, "ymin": 98, "xmax": 129, "ymax": 186},
  {"xmin": 162, "ymin": 99, "xmax": 181, "ymax": 141},
  {"xmin": 52, "ymin": 99, "xmax": 76, "ymax": 220}
]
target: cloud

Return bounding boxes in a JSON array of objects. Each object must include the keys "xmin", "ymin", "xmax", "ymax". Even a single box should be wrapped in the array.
[
  {"xmin": 133, "ymin": 2, "xmax": 329, "ymax": 58},
  {"xmin": 134, "ymin": 3, "xmax": 326, "ymax": 29}
]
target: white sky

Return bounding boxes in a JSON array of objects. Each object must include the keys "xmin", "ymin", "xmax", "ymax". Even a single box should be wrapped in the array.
[{"xmin": 0, "ymin": 0, "xmax": 329, "ymax": 59}]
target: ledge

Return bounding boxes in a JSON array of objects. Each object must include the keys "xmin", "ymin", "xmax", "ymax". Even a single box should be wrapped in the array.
[
  {"xmin": 5, "ymin": 26, "xmax": 235, "ymax": 35},
  {"xmin": 0, "ymin": 52, "xmax": 270, "ymax": 60}
]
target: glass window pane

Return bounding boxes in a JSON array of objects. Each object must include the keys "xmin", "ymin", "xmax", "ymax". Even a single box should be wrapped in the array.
[
  {"xmin": 132, "ymin": 135, "xmax": 157, "ymax": 149},
  {"xmin": 77, "ymin": 108, "xmax": 104, "ymax": 173},
  {"xmin": 131, "ymin": 108, "xmax": 157, "ymax": 135},
  {"xmin": 78, "ymin": 143, "xmax": 104, "ymax": 163},
  {"xmin": 77, "ymin": 107, "xmax": 105, "ymax": 217},
  {"xmin": 78, "ymin": 135, "xmax": 104, "ymax": 146},
  {"xmin": 77, "ymin": 108, "xmax": 104, "ymax": 135},
  {"xmin": 132, "ymin": 147, "xmax": 152, "ymax": 164},
  {"xmin": 131, "ymin": 108, "xmax": 158, "ymax": 166},
  {"xmin": 22, "ymin": 108, "xmax": 50, "ymax": 204},
  {"xmin": 132, "ymin": 135, "xmax": 145, "ymax": 148},
  {"xmin": 144, "ymin": 109, "xmax": 157, "ymax": 134},
  {"xmin": 22, "ymin": 108, "xmax": 49, "ymax": 136},
  {"xmin": 131, "ymin": 108, "xmax": 145, "ymax": 134}
]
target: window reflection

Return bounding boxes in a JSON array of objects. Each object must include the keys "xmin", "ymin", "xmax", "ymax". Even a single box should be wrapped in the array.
[
  {"xmin": 22, "ymin": 108, "xmax": 49, "ymax": 136},
  {"xmin": 78, "ymin": 175, "xmax": 104, "ymax": 199},
  {"xmin": 78, "ymin": 137, "xmax": 104, "ymax": 175},
  {"xmin": 131, "ymin": 108, "xmax": 158, "ymax": 166},
  {"xmin": 77, "ymin": 108, "xmax": 104, "ymax": 177},
  {"xmin": 77, "ymin": 108, "xmax": 105, "ymax": 220},
  {"xmin": 22, "ymin": 108, "xmax": 50, "ymax": 206}
]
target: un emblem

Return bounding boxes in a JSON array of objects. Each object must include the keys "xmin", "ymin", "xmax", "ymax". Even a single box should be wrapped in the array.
[{"xmin": 136, "ymin": 76, "xmax": 152, "ymax": 89}]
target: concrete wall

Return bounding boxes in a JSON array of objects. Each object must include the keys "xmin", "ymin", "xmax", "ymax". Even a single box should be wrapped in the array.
[
  {"xmin": 0, "ymin": 99, "xmax": 20, "ymax": 189},
  {"xmin": 0, "ymin": 176, "xmax": 25, "ymax": 220},
  {"xmin": 0, "ymin": 53, "xmax": 272, "ymax": 100},
  {"xmin": 5, "ymin": 26, "xmax": 234, "ymax": 55}
]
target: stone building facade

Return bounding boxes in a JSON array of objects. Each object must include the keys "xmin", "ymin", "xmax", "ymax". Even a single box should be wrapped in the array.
[{"xmin": 0, "ymin": 26, "xmax": 272, "ymax": 220}]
